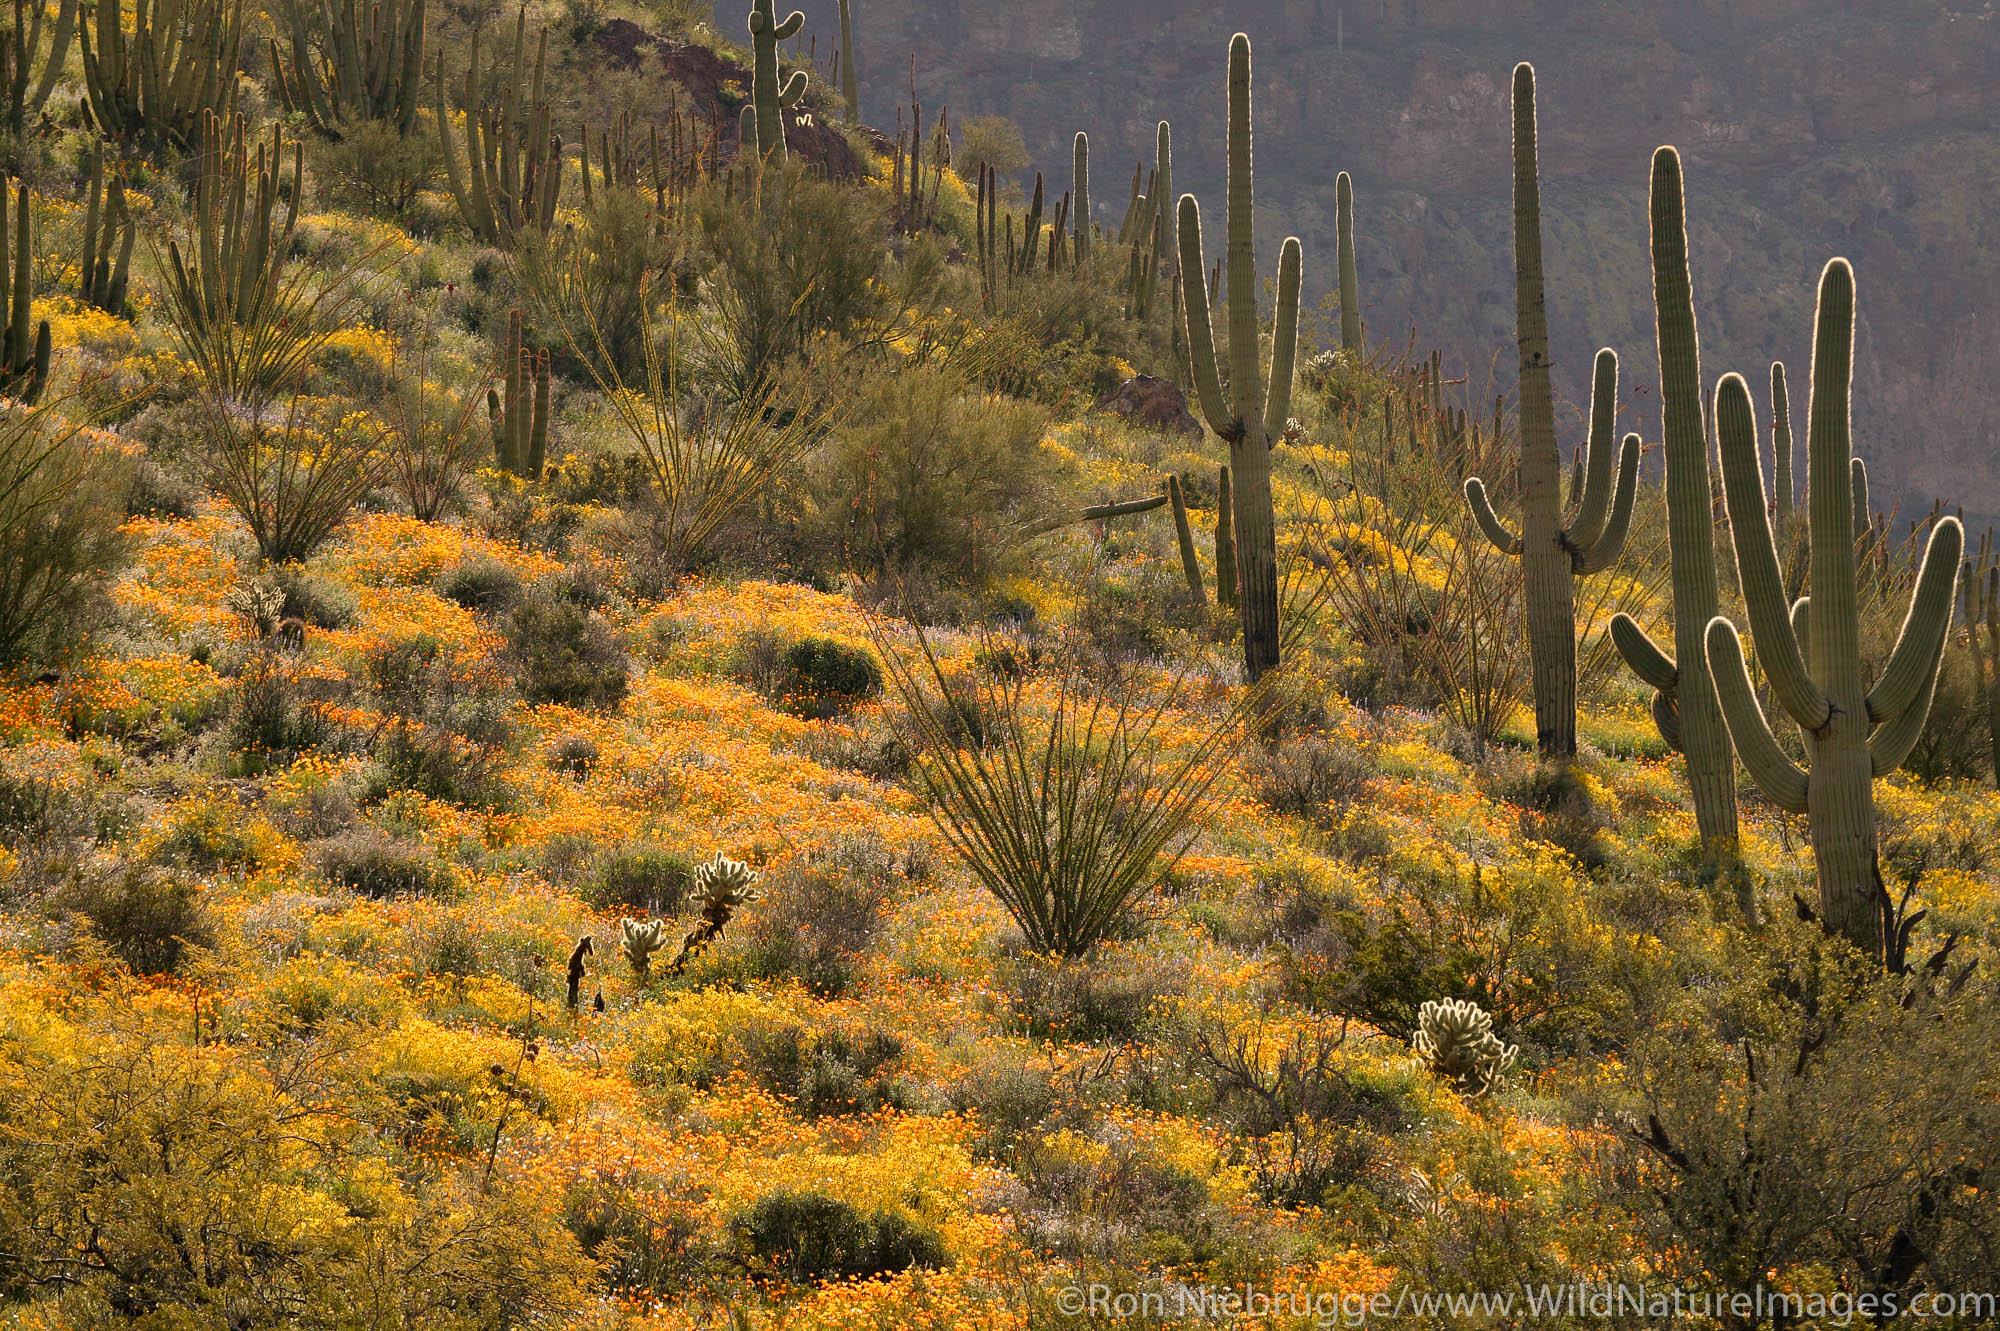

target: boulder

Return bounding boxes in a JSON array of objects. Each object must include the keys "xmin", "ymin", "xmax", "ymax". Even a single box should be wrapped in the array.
[{"xmin": 1092, "ymin": 374, "xmax": 1203, "ymax": 437}]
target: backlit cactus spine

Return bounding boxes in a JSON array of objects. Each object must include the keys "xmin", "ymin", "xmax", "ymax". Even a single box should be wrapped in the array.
[
  {"xmin": 1463, "ymin": 66, "xmax": 1639, "ymax": 757},
  {"xmin": 747, "ymin": 0, "xmax": 805, "ymax": 162},
  {"xmin": 1336, "ymin": 170, "xmax": 1361, "ymax": 354},
  {"xmin": 669, "ymin": 853, "xmax": 760, "ymax": 975},
  {"xmin": 1608, "ymin": 146, "xmax": 1740, "ymax": 861},
  {"xmin": 1178, "ymin": 33, "xmax": 1300, "ymax": 682},
  {"xmin": 1704, "ymin": 258, "xmax": 1963, "ymax": 956},
  {"xmin": 0, "ymin": 184, "xmax": 48, "ymax": 404},
  {"xmin": 1072, "ymin": 131, "xmax": 1089, "ymax": 260},
  {"xmin": 1965, "ymin": 532, "xmax": 2000, "ymax": 787}
]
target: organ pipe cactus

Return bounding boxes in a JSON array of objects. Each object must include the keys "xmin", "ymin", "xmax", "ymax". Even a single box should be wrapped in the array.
[
  {"xmin": 1463, "ymin": 65, "xmax": 1640, "ymax": 757},
  {"xmin": 2, "ymin": 0, "xmax": 76, "ymax": 135},
  {"xmin": 79, "ymin": 143, "xmax": 135, "ymax": 315},
  {"xmin": 433, "ymin": 14, "xmax": 560, "ymax": 245},
  {"xmin": 836, "ymin": 0, "xmax": 856, "ymax": 120},
  {"xmin": 1704, "ymin": 258, "xmax": 1963, "ymax": 956},
  {"xmin": 1178, "ymin": 33, "xmax": 1300, "ymax": 682},
  {"xmin": 1336, "ymin": 170, "xmax": 1361, "ymax": 354},
  {"xmin": 1072, "ymin": 131, "xmax": 1089, "ymax": 260},
  {"xmin": 1608, "ymin": 146, "xmax": 1740, "ymax": 861},
  {"xmin": 746, "ymin": 0, "xmax": 805, "ymax": 162},
  {"xmin": 0, "ymin": 184, "xmax": 47, "ymax": 404},
  {"xmin": 271, "ymin": 0, "xmax": 428, "ymax": 137},
  {"xmin": 80, "ymin": 0, "xmax": 244, "ymax": 153},
  {"xmin": 487, "ymin": 308, "xmax": 549, "ymax": 480}
]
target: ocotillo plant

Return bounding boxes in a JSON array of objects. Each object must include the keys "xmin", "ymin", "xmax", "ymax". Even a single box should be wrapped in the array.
[
  {"xmin": 1609, "ymin": 146, "xmax": 1740, "ymax": 862},
  {"xmin": 1178, "ymin": 33, "xmax": 1301, "ymax": 682},
  {"xmin": 1965, "ymin": 532, "xmax": 2000, "ymax": 786},
  {"xmin": 271, "ymin": 0, "xmax": 429, "ymax": 137},
  {"xmin": 1336, "ymin": 170, "xmax": 1361, "ymax": 355},
  {"xmin": 79, "ymin": 144, "xmax": 135, "ymax": 315},
  {"xmin": 80, "ymin": 0, "xmax": 243, "ymax": 152},
  {"xmin": 2, "ymin": 0, "xmax": 76, "ymax": 135},
  {"xmin": 488, "ymin": 309, "xmax": 550, "ymax": 480},
  {"xmin": 1704, "ymin": 258, "xmax": 1964, "ymax": 955},
  {"xmin": 0, "ymin": 184, "xmax": 48, "ymax": 404},
  {"xmin": 433, "ymin": 14, "xmax": 560, "ymax": 245},
  {"xmin": 837, "ymin": 0, "xmax": 857, "ymax": 120},
  {"xmin": 746, "ymin": 0, "xmax": 805, "ymax": 162},
  {"xmin": 1072, "ymin": 131, "xmax": 1090, "ymax": 260},
  {"xmin": 1463, "ymin": 66, "xmax": 1640, "ymax": 757}
]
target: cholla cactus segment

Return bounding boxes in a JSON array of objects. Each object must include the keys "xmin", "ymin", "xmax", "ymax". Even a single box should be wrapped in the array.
[
  {"xmin": 225, "ymin": 578, "xmax": 286, "ymax": 636},
  {"xmin": 694, "ymin": 851, "xmax": 760, "ymax": 908},
  {"xmin": 620, "ymin": 916, "xmax": 667, "ymax": 977},
  {"xmin": 1411, "ymin": 997, "xmax": 1517, "ymax": 1097}
]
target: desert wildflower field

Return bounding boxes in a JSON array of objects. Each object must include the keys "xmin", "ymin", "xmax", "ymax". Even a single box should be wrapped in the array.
[{"xmin": 0, "ymin": 0, "xmax": 1995, "ymax": 1327}]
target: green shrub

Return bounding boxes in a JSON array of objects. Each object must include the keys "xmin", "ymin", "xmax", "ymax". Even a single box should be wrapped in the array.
[
  {"xmin": 737, "ymin": 841, "xmax": 896, "ymax": 997},
  {"xmin": 1245, "ymin": 730, "xmax": 1374, "ymax": 825},
  {"xmin": 734, "ymin": 1190, "xmax": 948, "ymax": 1283},
  {"xmin": 224, "ymin": 655, "xmax": 330, "ymax": 775},
  {"xmin": 779, "ymin": 637, "xmax": 882, "ymax": 720},
  {"xmin": 315, "ymin": 828, "xmax": 457, "ymax": 899},
  {"xmin": 273, "ymin": 564, "xmax": 358, "ymax": 629},
  {"xmin": 0, "ymin": 406, "xmax": 129, "ymax": 673},
  {"xmin": 505, "ymin": 593, "xmax": 630, "ymax": 711},
  {"xmin": 548, "ymin": 732, "xmax": 600, "ymax": 779},
  {"xmin": 436, "ymin": 557, "xmax": 524, "ymax": 614},
  {"xmin": 583, "ymin": 846, "xmax": 694, "ymax": 915},
  {"xmin": 57, "ymin": 861, "xmax": 212, "ymax": 975}
]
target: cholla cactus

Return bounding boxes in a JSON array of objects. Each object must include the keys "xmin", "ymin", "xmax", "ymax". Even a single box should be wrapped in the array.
[
  {"xmin": 224, "ymin": 578, "xmax": 286, "ymax": 636},
  {"xmin": 1404, "ymin": 1165, "xmax": 1462, "ymax": 1219},
  {"xmin": 1411, "ymin": 997, "xmax": 1517, "ymax": 1097},
  {"xmin": 669, "ymin": 852, "xmax": 761, "ymax": 975},
  {"xmin": 620, "ymin": 917, "xmax": 666, "ymax": 979}
]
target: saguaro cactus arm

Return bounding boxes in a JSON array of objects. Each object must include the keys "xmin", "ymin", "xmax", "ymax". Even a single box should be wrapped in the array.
[
  {"xmin": 1263, "ymin": 237, "xmax": 1301, "ymax": 440},
  {"xmin": 1335, "ymin": 170, "xmax": 1361, "ymax": 353},
  {"xmin": 1565, "ymin": 349, "xmax": 1626, "ymax": 551},
  {"xmin": 1867, "ymin": 524, "xmax": 1965, "ymax": 724},
  {"xmin": 1611, "ymin": 614, "xmax": 1677, "ymax": 691},
  {"xmin": 1771, "ymin": 360, "xmax": 1794, "ymax": 518},
  {"xmin": 1571, "ymin": 435, "xmax": 1641, "ymax": 576},
  {"xmin": 1705, "ymin": 618, "xmax": 1811, "ymax": 814},
  {"xmin": 1176, "ymin": 197, "xmax": 1231, "ymax": 436},
  {"xmin": 1463, "ymin": 478, "xmax": 1522, "ymax": 555}
]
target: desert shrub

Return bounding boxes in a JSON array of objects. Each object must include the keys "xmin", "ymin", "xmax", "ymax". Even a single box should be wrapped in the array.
[
  {"xmin": 734, "ymin": 1191, "xmax": 947, "ymax": 1283},
  {"xmin": 0, "ymin": 404, "xmax": 129, "ymax": 673},
  {"xmin": 1246, "ymin": 728, "xmax": 1375, "ymax": 825},
  {"xmin": 152, "ymin": 800, "xmax": 273, "ymax": 873},
  {"xmin": 739, "ymin": 1024, "xmax": 917, "ymax": 1119},
  {"xmin": 203, "ymin": 392, "xmax": 389, "ymax": 564},
  {"xmin": 224, "ymin": 654, "xmax": 330, "ymax": 775},
  {"xmin": 503, "ymin": 591, "xmax": 630, "ymax": 710},
  {"xmin": 272, "ymin": 564, "xmax": 358, "ymax": 628},
  {"xmin": 583, "ymin": 846, "xmax": 694, "ymax": 915},
  {"xmin": 1014, "ymin": 1121, "xmax": 1243, "ymax": 1270},
  {"xmin": 362, "ymin": 633, "xmax": 514, "ymax": 806},
  {"xmin": 56, "ymin": 860, "xmax": 212, "ymax": 975},
  {"xmin": 521, "ymin": 184, "xmax": 680, "ymax": 383},
  {"xmin": 736, "ymin": 841, "xmax": 897, "ymax": 997},
  {"xmin": 999, "ymin": 950, "xmax": 1174, "ymax": 1043},
  {"xmin": 385, "ymin": 327, "xmax": 488, "ymax": 522},
  {"xmin": 314, "ymin": 117, "xmax": 441, "ymax": 220},
  {"xmin": 1498, "ymin": 759, "xmax": 1614, "ymax": 872},
  {"xmin": 810, "ymin": 364, "xmax": 1053, "ymax": 583},
  {"xmin": 547, "ymin": 732, "xmax": 600, "ymax": 779},
  {"xmin": 1597, "ymin": 918, "xmax": 2000, "ymax": 1301},
  {"xmin": 314, "ymin": 827, "xmax": 457, "ymax": 899},
  {"xmin": 436, "ymin": 556, "xmax": 524, "ymax": 614},
  {"xmin": 777, "ymin": 636, "xmax": 882, "ymax": 720}
]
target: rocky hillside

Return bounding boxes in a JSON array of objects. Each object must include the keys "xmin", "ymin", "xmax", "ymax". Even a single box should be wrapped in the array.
[{"xmin": 807, "ymin": 0, "xmax": 2000, "ymax": 522}]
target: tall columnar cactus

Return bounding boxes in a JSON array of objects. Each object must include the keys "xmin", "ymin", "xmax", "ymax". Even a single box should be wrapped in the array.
[
  {"xmin": 487, "ymin": 308, "xmax": 549, "ymax": 480},
  {"xmin": 1072, "ymin": 131, "xmax": 1090, "ymax": 261},
  {"xmin": 1965, "ymin": 532, "xmax": 2000, "ymax": 787},
  {"xmin": 79, "ymin": 143, "xmax": 135, "ymax": 315},
  {"xmin": 836, "ymin": 0, "xmax": 857, "ymax": 121},
  {"xmin": 1609, "ymin": 146, "xmax": 1740, "ymax": 860},
  {"xmin": 1168, "ymin": 474, "xmax": 1205, "ymax": 605},
  {"xmin": 1215, "ymin": 463, "xmax": 1238, "ymax": 614},
  {"xmin": 1178, "ymin": 33, "xmax": 1301, "ymax": 682},
  {"xmin": 1154, "ymin": 120, "xmax": 1174, "ymax": 281},
  {"xmin": 1463, "ymin": 66, "xmax": 1640, "ymax": 758},
  {"xmin": 80, "ymin": 0, "xmax": 244, "ymax": 153},
  {"xmin": 433, "ymin": 14, "xmax": 560, "ymax": 245},
  {"xmin": 1704, "ymin": 258, "xmax": 1964, "ymax": 955},
  {"xmin": 0, "ymin": 185, "xmax": 48, "ymax": 404},
  {"xmin": 746, "ymin": 0, "xmax": 805, "ymax": 162},
  {"xmin": 1336, "ymin": 170, "xmax": 1361, "ymax": 355},
  {"xmin": 271, "ymin": 0, "xmax": 428, "ymax": 137},
  {"xmin": 1770, "ymin": 361, "xmax": 1794, "ymax": 520},
  {"xmin": 2, "ymin": 0, "xmax": 77, "ymax": 134}
]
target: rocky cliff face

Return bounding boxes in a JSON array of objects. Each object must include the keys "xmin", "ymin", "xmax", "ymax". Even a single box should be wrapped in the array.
[{"xmin": 795, "ymin": 0, "xmax": 2000, "ymax": 522}]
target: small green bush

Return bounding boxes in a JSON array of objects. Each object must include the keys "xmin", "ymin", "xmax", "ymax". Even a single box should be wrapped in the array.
[
  {"xmin": 778, "ymin": 637, "xmax": 882, "ymax": 720},
  {"xmin": 224, "ymin": 656, "xmax": 330, "ymax": 775},
  {"xmin": 436, "ymin": 557, "xmax": 524, "ymax": 615},
  {"xmin": 505, "ymin": 593, "xmax": 630, "ymax": 711},
  {"xmin": 583, "ymin": 846, "xmax": 694, "ymax": 915},
  {"xmin": 548, "ymin": 732, "xmax": 600, "ymax": 779},
  {"xmin": 735, "ymin": 1190, "xmax": 948, "ymax": 1283},
  {"xmin": 59, "ymin": 861, "xmax": 212, "ymax": 975},
  {"xmin": 315, "ymin": 828, "xmax": 457, "ymax": 899}
]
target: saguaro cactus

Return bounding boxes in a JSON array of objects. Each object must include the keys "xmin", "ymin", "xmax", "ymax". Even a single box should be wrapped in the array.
[
  {"xmin": 1215, "ymin": 463, "xmax": 1238, "ymax": 614},
  {"xmin": 1770, "ymin": 361, "xmax": 1794, "ymax": 520},
  {"xmin": 1072, "ymin": 131, "xmax": 1090, "ymax": 260},
  {"xmin": 79, "ymin": 144, "xmax": 135, "ymax": 315},
  {"xmin": 1336, "ymin": 170, "xmax": 1361, "ymax": 354},
  {"xmin": 1609, "ymin": 146, "xmax": 1740, "ymax": 859},
  {"xmin": 80, "ymin": 0, "xmax": 244, "ymax": 152},
  {"xmin": 1965, "ymin": 532, "xmax": 2000, "ymax": 787},
  {"xmin": 1463, "ymin": 65, "xmax": 1639, "ymax": 757},
  {"xmin": 836, "ymin": 0, "xmax": 857, "ymax": 120},
  {"xmin": 1178, "ymin": 33, "xmax": 1301, "ymax": 682},
  {"xmin": 2, "ymin": 0, "xmax": 77, "ymax": 134},
  {"xmin": 488, "ymin": 309, "xmax": 549, "ymax": 480},
  {"xmin": 0, "ymin": 185, "xmax": 48, "ymax": 404},
  {"xmin": 271, "ymin": 0, "xmax": 429, "ymax": 137},
  {"xmin": 1168, "ymin": 474, "xmax": 1206, "ymax": 605},
  {"xmin": 1704, "ymin": 258, "xmax": 1963, "ymax": 955},
  {"xmin": 746, "ymin": 0, "xmax": 805, "ymax": 162}
]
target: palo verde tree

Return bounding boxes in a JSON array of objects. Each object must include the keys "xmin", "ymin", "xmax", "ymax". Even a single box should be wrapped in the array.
[
  {"xmin": 1704, "ymin": 258, "xmax": 1963, "ymax": 956},
  {"xmin": 1177, "ymin": 32, "xmax": 1300, "ymax": 683},
  {"xmin": 1463, "ymin": 64, "xmax": 1639, "ymax": 757}
]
